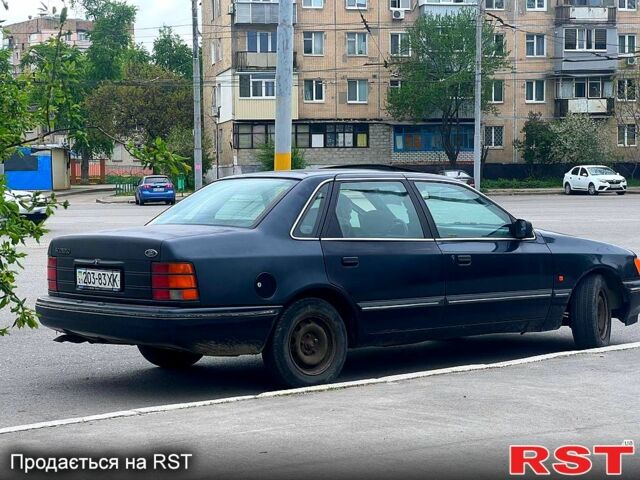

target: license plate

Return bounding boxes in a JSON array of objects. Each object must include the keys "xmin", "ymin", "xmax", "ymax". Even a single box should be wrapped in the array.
[
  {"xmin": 76, "ymin": 268, "xmax": 121, "ymax": 291},
  {"xmin": 153, "ymin": 188, "xmax": 164, "ymax": 192}
]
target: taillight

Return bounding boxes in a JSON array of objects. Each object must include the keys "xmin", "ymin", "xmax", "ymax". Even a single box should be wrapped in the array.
[
  {"xmin": 47, "ymin": 257, "xmax": 58, "ymax": 292},
  {"xmin": 634, "ymin": 257, "xmax": 640, "ymax": 276},
  {"xmin": 151, "ymin": 262, "xmax": 199, "ymax": 301},
  {"xmin": 166, "ymin": 183, "xmax": 174, "ymax": 189}
]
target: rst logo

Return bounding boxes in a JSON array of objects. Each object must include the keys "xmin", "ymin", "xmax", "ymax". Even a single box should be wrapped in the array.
[{"xmin": 510, "ymin": 441, "xmax": 635, "ymax": 476}]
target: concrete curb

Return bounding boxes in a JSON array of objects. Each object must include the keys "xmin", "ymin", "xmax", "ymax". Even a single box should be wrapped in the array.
[
  {"xmin": 96, "ymin": 195, "xmax": 191, "ymax": 205},
  {"xmin": 487, "ymin": 187, "xmax": 640, "ymax": 196},
  {"xmin": 54, "ymin": 186, "xmax": 115, "ymax": 198}
]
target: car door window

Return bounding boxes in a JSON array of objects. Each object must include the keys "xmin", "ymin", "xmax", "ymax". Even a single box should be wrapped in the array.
[
  {"xmin": 293, "ymin": 183, "xmax": 331, "ymax": 238},
  {"xmin": 329, "ymin": 182, "xmax": 424, "ymax": 239},
  {"xmin": 571, "ymin": 167, "xmax": 580, "ymax": 175},
  {"xmin": 415, "ymin": 182, "xmax": 513, "ymax": 239},
  {"xmin": 579, "ymin": 168, "xmax": 588, "ymax": 177}
]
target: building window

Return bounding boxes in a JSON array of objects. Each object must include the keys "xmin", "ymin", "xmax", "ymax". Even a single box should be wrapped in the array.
[
  {"xmin": 211, "ymin": 39, "xmax": 222, "ymax": 64},
  {"xmin": 303, "ymin": 0, "xmax": 324, "ymax": 7},
  {"xmin": 486, "ymin": 0, "xmax": 504, "ymax": 10},
  {"xmin": 619, "ymin": 34, "xmax": 636, "ymax": 55},
  {"xmin": 77, "ymin": 31, "xmax": 90, "ymax": 42},
  {"xmin": 525, "ymin": 80, "xmax": 545, "ymax": 103},
  {"xmin": 526, "ymin": 0, "xmax": 545, "ymax": 10},
  {"xmin": 394, "ymin": 125, "xmax": 474, "ymax": 152},
  {"xmin": 490, "ymin": 80, "xmax": 504, "ymax": 103},
  {"xmin": 212, "ymin": 0, "xmax": 221, "ymax": 17},
  {"xmin": 303, "ymin": 31, "xmax": 324, "ymax": 55},
  {"xmin": 390, "ymin": 33, "xmax": 410, "ymax": 56},
  {"xmin": 564, "ymin": 28, "xmax": 607, "ymax": 51},
  {"xmin": 484, "ymin": 126, "xmax": 504, "ymax": 148},
  {"xmin": 617, "ymin": 79, "xmax": 637, "ymax": 101},
  {"xmin": 526, "ymin": 34, "xmax": 545, "ymax": 57},
  {"xmin": 247, "ymin": 31, "xmax": 277, "ymax": 53},
  {"xmin": 347, "ymin": 79, "xmax": 369, "ymax": 103},
  {"xmin": 233, "ymin": 123, "xmax": 275, "ymax": 149},
  {"xmin": 389, "ymin": 79, "xmax": 403, "ymax": 89},
  {"xmin": 304, "ymin": 80, "xmax": 325, "ymax": 102},
  {"xmin": 346, "ymin": 32, "xmax": 368, "ymax": 56},
  {"xmin": 619, "ymin": 0, "xmax": 636, "ymax": 10},
  {"xmin": 390, "ymin": 0, "xmax": 411, "ymax": 8},
  {"xmin": 292, "ymin": 123, "xmax": 369, "ymax": 149},
  {"xmin": 588, "ymin": 78, "xmax": 602, "ymax": 98},
  {"xmin": 618, "ymin": 125, "xmax": 637, "ymax": 146},
  {"xmin": 346, "ymin": 0, "xmax": 367, "ymax": 8},
  {"xmin": 493, "ymin": 34, "xmax": 505, "ymax": 56},
  {"xmin": 239, "ymin": 73, "xmax": 276, "ymax": 98}
]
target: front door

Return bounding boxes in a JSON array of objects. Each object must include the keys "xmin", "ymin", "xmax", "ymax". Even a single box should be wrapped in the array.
[
  {"xmin": 412, "ymin": 181, "xmax": 554, "ymax": 328},
  {"xmin": 320, "ymin": 180, "xmax": 446, "ymax": 335}
]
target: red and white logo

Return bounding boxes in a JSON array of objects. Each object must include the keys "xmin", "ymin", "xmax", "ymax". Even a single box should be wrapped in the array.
[{"xmin": 509, "ymin": 441, "xmax": 635, "ymax": 476}]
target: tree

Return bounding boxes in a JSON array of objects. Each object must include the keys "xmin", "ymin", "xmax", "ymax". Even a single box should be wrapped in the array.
[
  {"xmin": 166, "ymin": 126, "xmax": 213, "ymax": 188},
  {"xmin": 153, "ymin": 26, "xmax": 192, "ymax": 79},
  {"xmin": 387, "ymin": 10, "xmax": 509, "ymax": 166},
  {"xmin": 256, "ymin": 140, "xmax": 306, "ymax": 171},
  {"xmin": 550, "ymin": 113, "xmax": 613, "ymax": 165},
  {"xmin": 129, "ymin": 137, "xmax": 191, "ymax": 178},
  {"xmin": 513, "ymin": 112, "xmax": 559, "ymax": 175}
]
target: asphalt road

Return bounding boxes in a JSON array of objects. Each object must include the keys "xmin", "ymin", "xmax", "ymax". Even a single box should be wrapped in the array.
[{"xmin": 1, "ymin": 192, "xmax": 639, "ymax": 430}]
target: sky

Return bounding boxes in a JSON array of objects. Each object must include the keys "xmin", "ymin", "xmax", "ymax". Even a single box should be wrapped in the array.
[{"xmin": 1, "ymin": 0, "xmax": 195, "ymax": 50}]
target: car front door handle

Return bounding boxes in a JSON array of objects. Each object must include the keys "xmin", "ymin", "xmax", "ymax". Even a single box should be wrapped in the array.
[
  {"xmin": 454, "ymin": 254, "xmax": 472, "ymax": 267},
  {"xmin": 342, "ymin": 256, "xmax": 359, "ymax": 267}
]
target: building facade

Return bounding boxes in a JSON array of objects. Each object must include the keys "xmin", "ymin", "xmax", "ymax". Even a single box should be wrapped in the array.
[{"xmin": 202, "ymin": 0, "xmax": 640, "ymax": 176}]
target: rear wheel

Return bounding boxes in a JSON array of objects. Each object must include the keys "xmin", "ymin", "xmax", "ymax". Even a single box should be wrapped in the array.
[
  {"xmin": 588, "ymin": 183, "xmax": 598, "ymax": 196},
  {"xmin": 263, "ymin": 298, "xmax": 348, "ymax": 388},
  {"xmin": 138, "ymin": 345, "xmax": 202, "ymax": 369},
  {"xmin": 570, "ymin": 275, "xmax": 611, "ymax": 349},
  {"xmin": 134, "ymin": 194, "xmax": 140, "ymax": 205},
  {"xmin": 564, "ymin": 183, "xmax": 572, "ymax": 195}
]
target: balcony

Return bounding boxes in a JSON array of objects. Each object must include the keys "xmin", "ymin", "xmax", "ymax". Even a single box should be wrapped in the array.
[
  {"xmin": 418, "ymin": 0, "xmax": 477, "ymax": 16},
  {"xmin": 233, "ymin": 1, "xmax": 297, "ymax": 25},
  {"xmin": 555, "ymin": 2, "xmax": 616, "ymax": 25},
  {"xmin": 234, "ymin": 51, "xmax": 297, "ymax": 70},
  {"xmin": 555, "ymin": 98, "xmax": 614, "ymax": 116}
]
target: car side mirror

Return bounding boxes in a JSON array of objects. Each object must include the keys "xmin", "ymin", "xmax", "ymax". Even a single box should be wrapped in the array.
[{"xmin": 511, "ymin": 219, "xmax": 533, "ymax": 240}]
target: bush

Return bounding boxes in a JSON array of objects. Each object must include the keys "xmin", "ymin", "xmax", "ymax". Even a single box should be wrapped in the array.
[{"xmin": 256, "ymin": 140, "xmax": 306, "ymax": 171}]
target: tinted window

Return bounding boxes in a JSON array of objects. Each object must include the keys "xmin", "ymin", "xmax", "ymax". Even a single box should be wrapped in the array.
[
  {"xmin": 151, "ymin": 178, "xmax": 297, "ymax": 228},
  {"xmin": 293, "ymin": 183, "xmax": 331, "ymax": 238},
  {"xmin": 415, "ymin": 182, "xmax": 512, "ymax": 239},
  {"xmin": 145, "ymin": 176, "xmax": 170, "ymax": 184},
  {"xmin": 330, "ymin": 182, "xmax": 423, "ymax": 239}
]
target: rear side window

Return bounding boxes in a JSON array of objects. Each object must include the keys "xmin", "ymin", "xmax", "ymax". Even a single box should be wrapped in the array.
[
  {"xmin": 293, "ymin": 183, "xmax": 331, "ymax": 238},
  {"xmin": 151, "ymin": 178, "xmax": 297, "ymax": 228},
  {"xmin": 570, "ymin": 167, "xmax": 580, "ymax": 175},
  {"xmin": 328, "ymin": 181, "xmax": 424, "ymax": 239},
  {"xmin": 415, "ymin": 182, "xmax": 512, "ymax": 239}
]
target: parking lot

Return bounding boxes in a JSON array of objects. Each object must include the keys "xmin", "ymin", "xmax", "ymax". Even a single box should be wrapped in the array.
[{"xmin": 0, "ymin": 191, "xmax": 638, "ymax": 431}]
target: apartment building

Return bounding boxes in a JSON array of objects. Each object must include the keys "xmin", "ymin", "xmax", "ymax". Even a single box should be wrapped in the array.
[
  {"xmin": 2, "ymin": 16, "xmax": 93, "ymax": 75},
  {"xmin": 202, "ymin": 0, "xmax": 640, "ymax": 176}
]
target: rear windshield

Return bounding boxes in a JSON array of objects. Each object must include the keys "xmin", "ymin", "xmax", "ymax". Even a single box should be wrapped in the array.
[
  {"xmin": 145, "ymin": 177, "xmax": 170, "ymax": 184},
  {"xmin": 150, "ymin": 178, "xmax": 297, "ymax": 228}
]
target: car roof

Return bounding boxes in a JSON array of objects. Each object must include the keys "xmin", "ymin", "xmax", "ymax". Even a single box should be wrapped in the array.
[
  {"xmin": 224, "ymin": 168, "xmax": 448, "ymax": 182},
  {"xmin": 574, "ymin": 165, "xmax": 611, "ymax": 169}
]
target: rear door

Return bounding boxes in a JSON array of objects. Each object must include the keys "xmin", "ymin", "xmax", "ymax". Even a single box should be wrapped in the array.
[
  {"xmin": 320, "ymin": 179, "xmax": 446, "ymax": 335},
  {"xmin": 412, "ymin": 180, "xmax": 553, "ymax": 328}
]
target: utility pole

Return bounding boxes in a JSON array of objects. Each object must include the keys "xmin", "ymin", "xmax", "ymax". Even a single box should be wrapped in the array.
[
  {"xmin": 473, "ymin": 0, "xmax": 483, "ymax": 190},
  {"xmin": 192, "ymin": 0, "xmax": 203, "ymax": 189},
  {"xmin": 274, "ymin": 0, "xmax": 294, "ymax": 171}
]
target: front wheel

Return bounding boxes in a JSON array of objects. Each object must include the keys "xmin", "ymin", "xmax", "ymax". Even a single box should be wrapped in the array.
[
  {"xmin": 564, "ymin": 183, "xmax": 572, "ymax": 195},
  {"xmin": 138, "ymin": 345, "xmax": 202, "ymax": 369},
  {"xmin": 570, "ymin": 275, "xmax": 611, "ymax": 349},
  {"xmin": 588, "ymin": 183, "xmax": 598, "ymax": 196},
  {"xmin": 263, "ymin": 298, "xmax": 348, "ymax": 388},
  {"xmin": 617, "ymin": 191, "xmax": 626, "ymax": 196}
]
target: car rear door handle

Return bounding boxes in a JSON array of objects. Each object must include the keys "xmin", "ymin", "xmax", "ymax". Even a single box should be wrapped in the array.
[
  {"xmin": 342, "ymin": 257, "xmax": 359, "ymax": 267},
  {"xmin": 454, "ymin": 254, "xmax": 472, "ymax": 267}
]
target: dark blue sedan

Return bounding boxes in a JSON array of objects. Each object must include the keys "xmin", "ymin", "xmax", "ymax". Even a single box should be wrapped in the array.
[
  {"xmin": 37, "ymin": 170, "xmax": 640, "ymax": 387},
  {"xmin": 135, "ymin": 175, "xmax": 176, "ymax": 205}
]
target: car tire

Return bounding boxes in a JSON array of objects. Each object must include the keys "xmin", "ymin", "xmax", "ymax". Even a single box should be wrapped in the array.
[
  {"xmin": 617, "ymin": 191, "xmax": 626, "ymax": 196},
  {"xmin": 564, "ymin": 183, "xmax": 572, "ymax": 195},
  {"xmin": 570, "ymin": 274, "xmax": 611, "ymax": 349},
  {"xmin": 134, "ymin": 194, "xmax": 140, "ymax": 205},
  {"xmin": 139, "ymin": 197, "xmax": 145, "ymax": 206},
  {"xmin": 137, "ymin": 345, "xmax": 202, "ymax": 369},
  {"xmin": 263, "ymin": 298, "xmax": 348, "ymax": 388},
  {"xmin": 588, "ymin": 183, "xmax": 598, "ymax": 196}
]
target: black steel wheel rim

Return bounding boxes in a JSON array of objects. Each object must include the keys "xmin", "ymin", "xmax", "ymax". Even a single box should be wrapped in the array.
[
  {"xmin": 289, "ymin": 316, "xmax": 336, "ymax": 376},
  {"xmin": 596, "ymin": 291, "xmax": 610, "ymax": 340}
]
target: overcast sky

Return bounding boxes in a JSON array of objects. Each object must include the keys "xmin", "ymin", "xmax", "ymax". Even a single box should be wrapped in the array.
[{"xmin": 1, "ymin": 0, "xmax": 195, "ymax": 50}]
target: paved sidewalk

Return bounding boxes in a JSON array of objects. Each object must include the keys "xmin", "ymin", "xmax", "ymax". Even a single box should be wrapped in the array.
[
  {"xmin": 96, "ymin": 193, "xmax": 192, "ymax": 204},
  {"xmin": 487, "ymin": 186, "xmax": 640, "ymax": 196},
  {"xmin": 1, "ymin": 346, "xmax": 638, "ymax": 480}
]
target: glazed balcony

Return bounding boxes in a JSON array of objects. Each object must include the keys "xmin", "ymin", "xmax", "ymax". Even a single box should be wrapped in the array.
[
  {"xmin": 554, "ymin": 97, "xmax": 614, "ymax": 117},
  {"xmin": 233, "ymin": 1, "xmax": 297, "ymax": 25},
  {"xmin": 555, "ymin": 1, "xmax": 616, "ymax": 25}
]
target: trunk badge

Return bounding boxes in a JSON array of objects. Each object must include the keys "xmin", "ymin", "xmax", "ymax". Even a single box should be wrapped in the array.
[{"xmin": 145, "ymin": 249, "xmax": 159, "ymax": 259}]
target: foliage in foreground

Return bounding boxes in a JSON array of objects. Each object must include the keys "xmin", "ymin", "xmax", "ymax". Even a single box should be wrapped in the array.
[{"xmin": 256, "ymin": 141, "xmax": 307, "ymax": 171}]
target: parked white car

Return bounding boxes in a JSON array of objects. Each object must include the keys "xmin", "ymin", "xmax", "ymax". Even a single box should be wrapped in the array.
[
  {"xmin": 563, "ymin": 165, "xmax": 628, "ymax": 196},
  {"xmin": 2, "ymin": 188, "xmax": 50, "ymax": 223}
]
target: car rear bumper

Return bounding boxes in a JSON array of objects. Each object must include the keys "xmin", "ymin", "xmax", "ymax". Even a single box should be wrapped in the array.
[
  {"xmin": 139, "ymin": 191, "xmax": 176, "ymax": 201},
  {"xmin": 622, "ymin": 280, "xmax": 640, "ymax": 326},
  {"xmin": 36, "ymin": 296, "xmax": 281, "ymax": 356}
]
